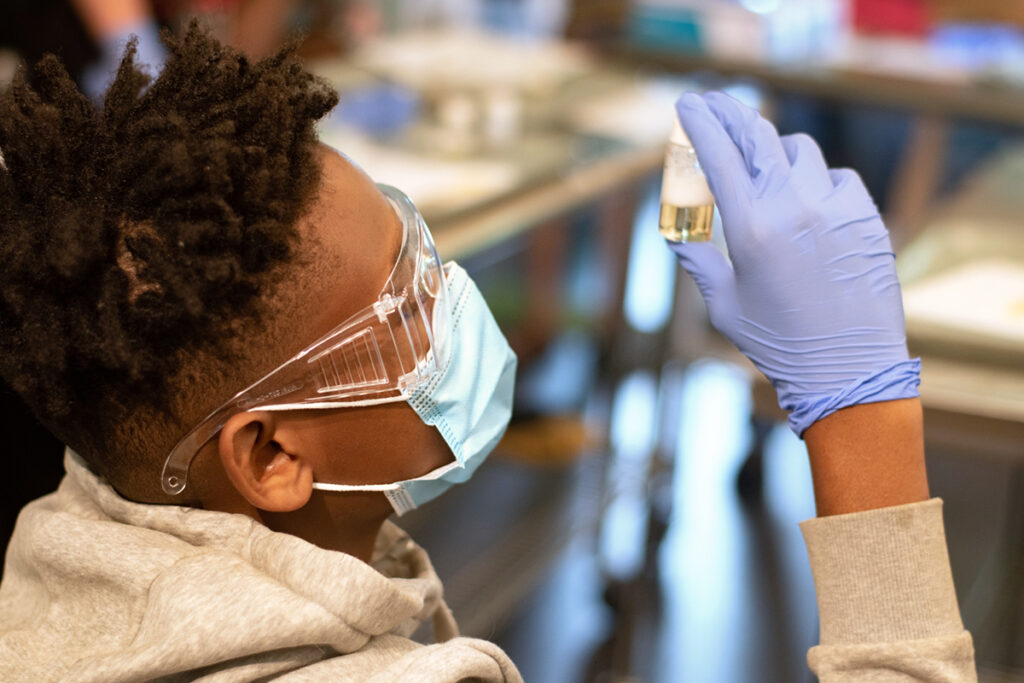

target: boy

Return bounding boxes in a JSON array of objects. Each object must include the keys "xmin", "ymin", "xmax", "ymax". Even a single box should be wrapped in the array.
[{"xmin": 0, "ymin": 23, "xmax": 975, "ymax": 681}]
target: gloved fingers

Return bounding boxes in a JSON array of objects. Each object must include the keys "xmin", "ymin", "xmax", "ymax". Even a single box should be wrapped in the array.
[
  {"xmin": 702, "ymin": 91, "xmax": 790, "ymax": 195},
  {"xmin": 675, "ymin": 93, "xmax": 752, "ymax": 208},
  {"xmin": 666, "ymin": 240, "xmax": 739, "ymax": 331},
  {"xmin": 780, "ymin": 133, "xmax": 832, "ymax": 196},
  {"xmin": 828, "ymin": 167, "xmax": 861, "ymax": 189},
  {"xmin": 828, "ymin": 167, "xmax": 883, "ymax": 226}
]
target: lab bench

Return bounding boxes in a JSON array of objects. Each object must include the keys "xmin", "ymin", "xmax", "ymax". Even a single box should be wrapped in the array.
[{"xmin": 901, "ymin": 147, "xmax": 1024, "ymax": 674}]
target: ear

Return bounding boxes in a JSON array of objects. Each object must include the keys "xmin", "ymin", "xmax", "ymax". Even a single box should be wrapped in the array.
[{"xmin": 218, "ymin": 412, "xmax": 314, "ymax": 512}]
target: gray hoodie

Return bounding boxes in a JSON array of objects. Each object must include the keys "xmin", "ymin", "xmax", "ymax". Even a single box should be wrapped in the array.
[
  {"xmin": 0, "ymin": 452, "xmax": 522, "ymax": 682},
  {"xmin": 0, "ymin": 451, "xmax": 978, "ymax": 681}
]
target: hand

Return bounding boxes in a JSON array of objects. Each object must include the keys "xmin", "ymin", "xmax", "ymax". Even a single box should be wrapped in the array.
[
  {"xmin": 668, "ymin": 92, "xmax": 920, "ymax": 436},
  {"xmin": 81, "ymin": 17, "xmax": 166, "ymax": 100}
]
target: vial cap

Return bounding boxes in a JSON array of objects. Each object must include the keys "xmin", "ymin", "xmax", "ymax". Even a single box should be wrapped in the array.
[{"xmin": 670, "ymin": 116, "xmax": 692, "ymax": 147}]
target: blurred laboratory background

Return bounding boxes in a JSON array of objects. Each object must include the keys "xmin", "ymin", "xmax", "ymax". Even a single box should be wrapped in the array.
[{"xmin": 2, "ymin": 0, "xmax": 1024, "ymax": 681}]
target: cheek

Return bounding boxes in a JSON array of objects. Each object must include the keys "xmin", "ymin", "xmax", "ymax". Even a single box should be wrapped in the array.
[
  {"xmin": 299, "ymin": 403, "xmax": 454, "ymax": 485},
  {"xmin": 394, "ymin": 415, "xmax": 454, "ymax": 477}
]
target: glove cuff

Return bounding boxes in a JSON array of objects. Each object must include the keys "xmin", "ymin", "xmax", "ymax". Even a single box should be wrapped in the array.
[{"xmin": 787, "ymin": 358, "xmax": 922, "ymax": 437}]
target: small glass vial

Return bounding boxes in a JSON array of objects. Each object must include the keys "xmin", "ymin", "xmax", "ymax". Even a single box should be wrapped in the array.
[{"xmin": 659, "ymin": 117, "xmax": 715, "ymax": 242}]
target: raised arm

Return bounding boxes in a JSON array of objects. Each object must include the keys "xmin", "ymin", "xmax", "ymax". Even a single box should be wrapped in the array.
[
  {"xmin": 667, "ymin": 92, "xmax": 976, "ymax": 680},
  {"xmin": 805, "ymin": 398, "xmax": 928, "ymax": 516}
]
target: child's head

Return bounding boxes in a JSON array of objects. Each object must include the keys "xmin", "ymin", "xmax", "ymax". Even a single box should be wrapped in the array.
[{"xmin": 0, "ymin": 23, "xmax": 465, "ymax": 513}]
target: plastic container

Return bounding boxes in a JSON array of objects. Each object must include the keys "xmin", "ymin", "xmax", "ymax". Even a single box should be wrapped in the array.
[{"xmin": 659, "ymin": 117, "xmax": 715, "ymax": 243}]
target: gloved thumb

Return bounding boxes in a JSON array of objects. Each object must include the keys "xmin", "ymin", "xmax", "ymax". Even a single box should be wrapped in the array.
[{"xmin": 666, "ymin": 241, "xmax": 739, "ymax": 331}]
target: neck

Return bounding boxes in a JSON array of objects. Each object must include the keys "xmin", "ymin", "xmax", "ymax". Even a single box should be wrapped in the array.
[{"xmin": 259, "ymin": 492, "xmax": 392, "ymax": 563}]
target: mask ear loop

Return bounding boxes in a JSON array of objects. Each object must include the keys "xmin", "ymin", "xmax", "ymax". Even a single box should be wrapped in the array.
[
  {"xmin": 310, "ymin": 459, "xmax": 464, "ymax": 515},
  {"xmin": 311, "ymin": 482, "xmax": 401, "ymax": 492}
]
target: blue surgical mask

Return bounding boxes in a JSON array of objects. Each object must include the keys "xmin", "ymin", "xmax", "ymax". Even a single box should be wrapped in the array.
[{"xmin": 311, "ymin": 263, "xmax": 517, "ymax": 515}]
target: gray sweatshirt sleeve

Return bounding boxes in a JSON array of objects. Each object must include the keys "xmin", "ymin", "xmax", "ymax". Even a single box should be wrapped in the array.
[{"xmin": 801, "ymin": 498, "xmax": 977, "ymax": 682}]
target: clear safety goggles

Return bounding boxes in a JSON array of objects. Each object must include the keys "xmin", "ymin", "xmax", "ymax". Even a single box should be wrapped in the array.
[{"xmin": 161, "ymin": 185, "xmax": 450, "ymax": 496}]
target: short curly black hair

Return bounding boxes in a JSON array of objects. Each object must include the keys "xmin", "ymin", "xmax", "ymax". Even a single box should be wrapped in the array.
[{"xmin": 0, "ymin": 22, "xmax": 338, "ymax": 499}]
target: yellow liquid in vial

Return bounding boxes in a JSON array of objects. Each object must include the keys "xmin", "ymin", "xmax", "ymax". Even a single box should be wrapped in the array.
[{"xmin": 659, "ymin": 202, "xmax": 714, "ymax": 242}]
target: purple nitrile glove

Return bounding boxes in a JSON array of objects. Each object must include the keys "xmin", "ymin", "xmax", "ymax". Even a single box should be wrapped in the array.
[
  {"xmin": 668, "ymin": 92, "xmax": 919, "ymax": 436},
  {"xmin": 82, "ymin": 19, "xmax": 167, "ymax": 100}
]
